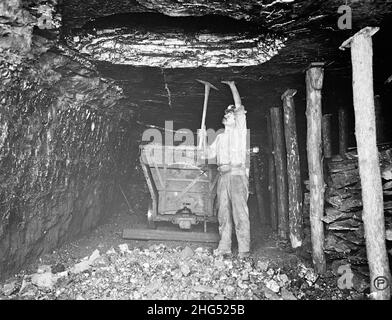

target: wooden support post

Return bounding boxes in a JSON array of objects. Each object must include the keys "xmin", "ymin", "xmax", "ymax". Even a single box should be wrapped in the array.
[
  {"xmin": 253, "ymin": 154, "xmax": 267, "ymax": 225},
  {"xmin": 338, "ymin": 108, "xmax": 347, "ymax": 159},
  {"xmin": 270, "ymin": 107, "xmax": 289, "ymax": 239},
  {"xmin": 340, "ymin": 27, "xmax": 391, "ymax": 300},
  {"xmin": 305, "ymin": 62, "xmax": 326, "ymax": 274},
  {"xmin": 322, "ymin": 114, "xmax": 332, "ymax": 159},
  {"xmin": 374, "ymin": 95, "xmax": 384, "ymax": 143},
  {"xmin": 282, "ymin": 89, "xmax": 303, "ymax": 248},
  {"xmin": 267, "ymin": 116, "xmax": 278, "ymax": 231}
]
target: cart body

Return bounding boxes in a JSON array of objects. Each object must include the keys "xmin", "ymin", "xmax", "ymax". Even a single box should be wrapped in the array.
[{"xmin": 140, "ymin": 144, "xmax": 219, "ymax": 229}]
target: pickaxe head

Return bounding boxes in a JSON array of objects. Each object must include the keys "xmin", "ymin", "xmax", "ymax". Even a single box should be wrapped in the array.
[{"xmin": 196, "ymin": 79, "xmax": 219, "ymax": 91}]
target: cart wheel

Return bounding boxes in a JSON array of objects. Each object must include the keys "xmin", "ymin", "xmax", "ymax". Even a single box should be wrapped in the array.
[{"xmin": 147, "ymin": 201, "xmax": 157, "ymax": 229}]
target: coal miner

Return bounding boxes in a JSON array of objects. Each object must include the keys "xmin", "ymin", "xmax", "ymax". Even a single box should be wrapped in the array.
[{"xmin": 204, "ymin": 80, "xmax": 250, "ymax": 258}]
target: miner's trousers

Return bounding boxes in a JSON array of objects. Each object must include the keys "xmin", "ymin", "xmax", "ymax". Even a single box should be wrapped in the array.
[{"xmin": 216, "ymin": 173, "xmax": 250, "ymax": 253}]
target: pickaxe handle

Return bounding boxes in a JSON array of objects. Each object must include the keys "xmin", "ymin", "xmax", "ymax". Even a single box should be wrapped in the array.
[
  {"xmin": 196, "ymin": 80, "xmax": 218, "ymax": 150},
  {"xmin": 198, "ymin": 85, "xmax": 210, "ymax": 149}
]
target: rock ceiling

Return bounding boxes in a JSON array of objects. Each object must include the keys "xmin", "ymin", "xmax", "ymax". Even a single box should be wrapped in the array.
[
  {"xmin": 72, "ymin": 22, "xmax": 286, "ymax": 68},
  {"xmin": 55, "ymin": 0, "xmax": 392, "ymax": 131},
  {"xmin": 60, "ymin": 0, "xmax": 391, "ymax": 71},
  {"xmin": 61, "ymin": 0, "xmax": 390, "ymax": 31}
]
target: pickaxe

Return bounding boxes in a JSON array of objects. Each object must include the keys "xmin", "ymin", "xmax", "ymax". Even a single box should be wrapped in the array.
[{"xmin": 196, "ymin": 79, "xmax": 218, "ymax": 150}]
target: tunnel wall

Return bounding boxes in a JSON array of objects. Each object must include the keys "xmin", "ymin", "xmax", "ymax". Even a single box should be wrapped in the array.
[{"xmin": 0, "ymin": 48, "xmax": 137, "ymax": 279}]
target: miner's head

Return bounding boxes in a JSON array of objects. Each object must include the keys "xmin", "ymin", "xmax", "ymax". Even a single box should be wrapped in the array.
[{"xmin": 222, "ymin": 105, "xmax": 235, "ymax": 127}]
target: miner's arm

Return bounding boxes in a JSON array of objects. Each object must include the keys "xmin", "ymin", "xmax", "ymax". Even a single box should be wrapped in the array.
[
  {"xmin": 222, "ymin": 81, "xmax": 247, "ymax": 129},
  {"xmin": 221, "ymin": 80, "xmax": 242, "ymax": 109}
]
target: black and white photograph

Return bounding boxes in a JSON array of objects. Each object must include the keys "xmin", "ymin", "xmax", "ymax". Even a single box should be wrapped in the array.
[{"xmin": 0, "ymin": 0, "xmax": 392, "ymax": 308}]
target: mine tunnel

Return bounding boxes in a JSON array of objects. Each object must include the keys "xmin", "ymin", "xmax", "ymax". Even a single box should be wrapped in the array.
[{"xmin": 0, "ymin": 0, "xmax": 392, "ymax": 301}]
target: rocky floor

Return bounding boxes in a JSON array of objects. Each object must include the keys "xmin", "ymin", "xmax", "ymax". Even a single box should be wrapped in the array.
[{"xmin": 0, "ymin": 208, "xmax": 371, "ymax": 300}]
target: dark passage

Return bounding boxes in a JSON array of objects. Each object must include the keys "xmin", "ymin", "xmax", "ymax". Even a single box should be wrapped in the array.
[{"xmin": 82, "ymin": 12, "xmax": 265, "ymax": 35}]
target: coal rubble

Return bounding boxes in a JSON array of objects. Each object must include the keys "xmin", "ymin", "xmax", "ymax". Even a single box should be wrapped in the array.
[{"xmin": 0, "ymin": 240, "xmax": 369, "ymax": 300}]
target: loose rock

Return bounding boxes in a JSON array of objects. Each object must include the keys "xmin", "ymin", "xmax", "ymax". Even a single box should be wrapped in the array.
[
  {"xmin": 179, "ymin": 262, "xmax": 191, "ymax": 276},
  {"xmin": 118, "ymin": 244, "xmax": 130, "ymax": 254},
  {"xmin": 180, "ymin": 246, "xmax": 194, "ymax": 260},
  {"xmin": 263, "ymin": 286, "xmax": 281, "ymax": 300},
  {"xmin": 2, "ymin": 280, "xmax": 17, "ymax": 296},
  {"xmin": 193, "ymin": 285, "xmax": 219, "ymax": 295},
  {"xmin": 281, "ymin": 288, "xmax": 297, "ymax": 300},
  {"xmin": 257, "ymin": 260, "xmax": 269, "ymax": 272},
  {"xmin": 31, "ymin": 272, "xmax": 59, "ymax": 289},
  {"xmin": 266, "ymin": 279, "xmax": 280, "ymax": 293}
]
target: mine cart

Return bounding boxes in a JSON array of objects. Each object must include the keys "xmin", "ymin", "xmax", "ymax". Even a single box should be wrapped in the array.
[{"xmin": 140, "ymin": 144, "xmax": 219, "ymax": 231}]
